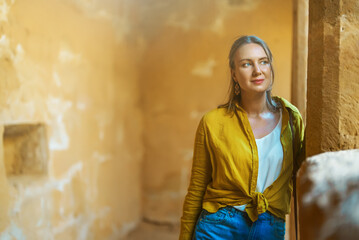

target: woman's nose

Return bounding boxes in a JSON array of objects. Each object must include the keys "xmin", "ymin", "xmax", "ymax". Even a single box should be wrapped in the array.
[{"xmin": 252, "ymin": 63, "xmax": 261, "ymax": 76}]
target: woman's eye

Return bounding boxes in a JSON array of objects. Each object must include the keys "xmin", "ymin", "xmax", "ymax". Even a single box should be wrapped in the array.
[
  {"xmin": 242, "ymin": 63, "xmax": 251, "ymax": 67},
  {"xmin": 260, "ymin": 60, "xmax": 269, "ymax": 65}
]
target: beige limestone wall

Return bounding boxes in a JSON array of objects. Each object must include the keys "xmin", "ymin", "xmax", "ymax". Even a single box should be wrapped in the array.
[
  {"xmin": 301, "ymin": 1, "xmax": 359, "ymax": 239},
  {"xmin": 139, "ymin": 0, "xmax": 294, "ymax": 224},
  {"xmin": 0, "ymin": 0, "xmax": 143, "ymax": 239},
  {"xmin": 338, "ymin": 0, "xmax": 359, "ymax": 149},
  {"xmin": 306, "ymin": 0, "xmax": 359, "ymax": 156}
]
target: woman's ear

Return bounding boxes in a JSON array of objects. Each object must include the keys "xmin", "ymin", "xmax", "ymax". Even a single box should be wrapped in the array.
[{"xmin": 231, "ymin": 69, "xmax": 236, "ymax": 83}]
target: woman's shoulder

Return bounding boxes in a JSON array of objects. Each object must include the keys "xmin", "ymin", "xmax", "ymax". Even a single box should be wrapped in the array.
[
  {"xmin": 273, "ymin": 96, "xmax": 301, "ymax": 115},
  {"xmin": 273, "ymin": 96, "xmax": 304, "ymax": 129},
  {"xmin": 200, "ymin": 107, "xmax": 234, "ymax": 125}
]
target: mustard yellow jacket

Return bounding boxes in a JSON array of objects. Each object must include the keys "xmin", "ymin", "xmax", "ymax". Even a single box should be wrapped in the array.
[{"xmin": 180, "ymin": 97, "xmax": 305, "ymax": 240}]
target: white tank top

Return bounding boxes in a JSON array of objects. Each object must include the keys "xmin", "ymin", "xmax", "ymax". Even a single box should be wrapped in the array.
[{"xmin": 234, "ymin": 110, "xmax": 283, "ymax": 211}]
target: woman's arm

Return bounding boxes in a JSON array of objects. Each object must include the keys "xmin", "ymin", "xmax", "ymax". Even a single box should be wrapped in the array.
[{"xmin": 179, "ymin": 116, "xmax": 212, "ymax": 240}]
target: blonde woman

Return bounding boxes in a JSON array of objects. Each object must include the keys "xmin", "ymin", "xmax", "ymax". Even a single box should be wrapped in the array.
[{"xmin": 180, "ymin": 35, "xmax": 305, "ymax": 240}]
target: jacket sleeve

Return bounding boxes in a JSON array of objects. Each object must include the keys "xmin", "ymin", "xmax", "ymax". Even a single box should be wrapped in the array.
[
  {"xmin": 179, "ymin": 116, "xmax": 212, "ymax": 240},
  {"xmin": 293, "ymin": 111, "xmax": 306, "ymax": 173}
]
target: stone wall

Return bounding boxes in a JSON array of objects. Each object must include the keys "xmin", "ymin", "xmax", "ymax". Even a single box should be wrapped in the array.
[
  {"xmin": 306, "ymin": 0, "xmax": 359, "ymax": 156},
  {"xmin": 300, "ymin": 1, "xmax": 359, "ymax": 239},
  {"xmin": 0, "ymin": 0, "xmax": 143, "ymax": 239},
  {"xmin": 338, "ymin": 0, "xmax": 359, "ymax": 149}
]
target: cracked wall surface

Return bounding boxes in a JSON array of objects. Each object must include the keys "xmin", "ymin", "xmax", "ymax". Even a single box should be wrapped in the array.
[{"xmin": 0, "ymin": 0, "xmax": 143, "ymax": 239}]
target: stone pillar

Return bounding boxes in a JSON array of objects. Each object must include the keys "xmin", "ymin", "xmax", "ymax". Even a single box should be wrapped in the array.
[
  {"xmin": 306, "ymin": 0, "xmax": 359, "ymax": 157},
  {"xmin": 291, "ymin": 0, "xmax": 308, "ymax": 121},
  {"xmin": 290, "ymin": 1, "xmax": 308, "ymax": 239}
]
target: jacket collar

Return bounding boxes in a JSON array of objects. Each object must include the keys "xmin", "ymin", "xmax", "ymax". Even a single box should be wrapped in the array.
[
  {"xmin": 272, "ymin": 96, "xmax": 300, "ymax": 114},
  {"xmin": 233, "ymin": 96, "xmax": 299, "ymax": 114}
]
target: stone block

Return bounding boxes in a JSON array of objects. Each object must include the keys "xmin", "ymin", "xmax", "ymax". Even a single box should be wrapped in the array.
[{"xmin": 298, "ymin": 150, "xmax": 359, "ymax": 240}]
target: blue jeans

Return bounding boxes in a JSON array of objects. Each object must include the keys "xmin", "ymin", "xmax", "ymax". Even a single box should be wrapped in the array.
[{"xmin": 193, "ymin": 206, "xmax": 285, "ymax": 240}]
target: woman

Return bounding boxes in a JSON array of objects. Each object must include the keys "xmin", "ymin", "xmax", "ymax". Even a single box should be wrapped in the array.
[{"xmin": 180, "ymin": 36, "xmax": 305, "ymax": 240}]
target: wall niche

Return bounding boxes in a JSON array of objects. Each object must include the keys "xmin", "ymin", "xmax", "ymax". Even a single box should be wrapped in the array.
[{"xmin": 3, "ymin": 124, "xmax": 48, "ymax": 176}]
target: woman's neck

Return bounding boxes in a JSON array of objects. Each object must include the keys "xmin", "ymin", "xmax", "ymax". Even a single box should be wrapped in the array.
[{"xmin": 240, "ymin": 92, "xmax": 268, "ymax": 116}]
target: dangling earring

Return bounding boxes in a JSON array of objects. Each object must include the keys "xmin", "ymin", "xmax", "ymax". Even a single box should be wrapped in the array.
[{"xmin": 234, "ymin": 82, "xmax": 241, "ymax": 95}]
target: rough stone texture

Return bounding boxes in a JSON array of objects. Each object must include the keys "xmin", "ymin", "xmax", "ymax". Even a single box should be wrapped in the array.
[
  {"xmin": 0, "ymin": 0, "xmax": 144, "ymax": 239},
  {"xmin": 338, "ymin": 0, "xmax": 359, "ymax": 149},
  {"xmin": 307, "ymin": 0, "xmax": 359, "ymax": 156},
  {"xmin": 297, "ymin": 150, "xmax": 359, "ymax": 240},
  {"xmin": 139, "ymin": 0, "xmax": 294, "ymax": 225}
]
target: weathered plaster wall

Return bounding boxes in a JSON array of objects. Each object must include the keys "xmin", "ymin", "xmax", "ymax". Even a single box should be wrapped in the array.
[
  {"xmin": 0, "ymin": 0, "xmax": 143, "ymax": 239},
  {"xmin": 139, "ymin": 0, "xmax": 294, "ymax": 224},
  {"xmin": 0, "ymin": 0, "xmax": 296, "ymax": 238}
]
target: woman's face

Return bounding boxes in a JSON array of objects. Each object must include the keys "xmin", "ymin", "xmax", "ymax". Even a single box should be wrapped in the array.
[{"xmin": 231, "ymin": 43, "xmax": 272, "ymax": 95}]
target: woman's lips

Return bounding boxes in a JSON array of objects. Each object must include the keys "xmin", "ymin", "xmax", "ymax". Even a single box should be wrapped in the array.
[{"xmin": 252, "ymin": 79, "xmax": 264, "ymax": 84}]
